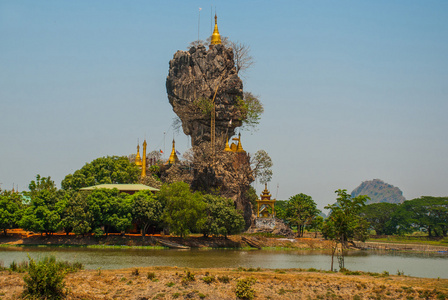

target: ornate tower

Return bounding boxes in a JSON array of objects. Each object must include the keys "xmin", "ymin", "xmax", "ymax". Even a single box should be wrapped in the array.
[{"xmin": 135, "ymin": 143, "xmax": 142, "ymax": 167}]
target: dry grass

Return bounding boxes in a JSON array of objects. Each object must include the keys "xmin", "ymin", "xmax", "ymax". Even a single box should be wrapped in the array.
[{"xmin": 1, "ymin": 267, "xmax": 447, "ymax": 299}]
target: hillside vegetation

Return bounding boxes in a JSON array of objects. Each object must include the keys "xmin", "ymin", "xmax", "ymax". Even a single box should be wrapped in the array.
[{"xmin": 351, "ymin": 179, "xmax": 405, "ymax": 204}]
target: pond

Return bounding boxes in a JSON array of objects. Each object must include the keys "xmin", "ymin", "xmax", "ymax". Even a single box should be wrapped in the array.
[{"xmin": 1, "ymin": 247, "xmax": 447, "ymax": 279}]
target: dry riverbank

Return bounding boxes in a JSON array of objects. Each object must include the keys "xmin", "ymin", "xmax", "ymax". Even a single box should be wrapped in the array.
[{"xmin": 1, "ymin": 266, "xmax": 447, "ymax": 299}]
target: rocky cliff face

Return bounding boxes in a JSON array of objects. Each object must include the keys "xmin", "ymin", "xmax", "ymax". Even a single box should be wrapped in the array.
[
  {"xmin": 351, "ymin": 179, "xmax": 406, "ymax": 204},
  {"xmin": 166, "ymin": 44, "xmax": 244, "ymax": 146}
]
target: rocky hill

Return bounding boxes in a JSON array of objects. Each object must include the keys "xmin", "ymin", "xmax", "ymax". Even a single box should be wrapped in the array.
[{"xmin": 351, "ymin": 179, "xmax": 406, "ymax": 204}]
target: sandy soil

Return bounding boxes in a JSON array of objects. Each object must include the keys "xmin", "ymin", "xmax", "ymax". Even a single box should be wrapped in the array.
[{"xmin": 1, "ymin": 267, "xmax": 447, "ymax": 299}]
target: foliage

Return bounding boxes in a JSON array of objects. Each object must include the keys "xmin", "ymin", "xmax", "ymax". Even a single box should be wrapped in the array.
[
  {"xmin": 235, "ymin": 277, "xmax": 257, "ymax": 300},
  {"xmin": 22, "ymin": 256, "xmax": 67, "ymax": 300},
  {"xmin": 61, "ymin": 156, "xmax": 140, "ymax": 191},
  {"xmin": 284, "ymin": 193, "xmax": 321, "ymax": 237},
  {"xmin": 359, "ymin": 202, "xmax": 399, "ymax": 235},
  {"xmin": 323, "ymin": 189, "xmax": 369, "ymax": 271},
  {"xmin": 57, "ymin": 191, "xmax": 92, "ymax": 236},
  {"xmin": 0, "ymin": 192, "xmax": 22, "ymax": 235},
  {"xmin": 86, "ymin": 188, "xmax": 132, "ymax": 236},
  {"xmin": 391, "ymin": 196, "xmax": 448, "ymax": 237},
  {"xmin": 200, "ymin": 194, "xmax": 245, "ymax": 238},
  {"xmin": 20, "ymin": 179, "xmax": 64, "ymax": 235},
  {"xmin": 131, "ymin": 191, "xmax": 163, "ymax": 237},
  {"xmin": 160, "ymin": 182, "xmax": 206, "ymax": 238},
  {"xmin": 250, "ymin": 150, "xmax": 273, "ymax": 184},
  {"xmin": 237, "ymin": 92, "xmax": 264, "ymax": 132},
  {"xmin": 194, "ymin": 97, "xmax": 214, "ymax": 117}
]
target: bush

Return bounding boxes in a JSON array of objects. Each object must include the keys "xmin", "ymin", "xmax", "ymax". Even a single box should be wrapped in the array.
[
  {"xmin": 218, "ymin": 275, "xmax": 230, "ymax": 283},
  {"xmin": 201, "ymin": 275, "xmax": 215, "ymax": 284},
  {"xmin": 147, "ymin": 272, "xmax": 156, "ymax": 280},
  {"xmin": 235, "ymin": 277, "xmax": 256, "ymax": 300},
  {"xmin": 22, "ymin": 256, "xmax": 67, "ymax": 300},
  {"xmin": 181, "ymin": 270, "xmax": 195, "ymax": 285}
]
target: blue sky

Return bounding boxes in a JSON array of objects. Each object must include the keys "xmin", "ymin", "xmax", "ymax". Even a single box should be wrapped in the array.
[{"xmin": 1, "ymin": 1, "xmax": 447, "ymax": 209}]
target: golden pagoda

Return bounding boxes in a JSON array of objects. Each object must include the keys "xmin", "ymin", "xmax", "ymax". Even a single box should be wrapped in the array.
[
  {"xmin": 210, "ymin": 14, "xmax": 222, "ymax": 47},
  {"xmin": 141, "ymin": 139, "xmax": 147, "ymax": 178},
  {"xmin": 256, "ymin": 183, "xmax": 276, "ymax": 218},
  {"xmin": 166, "ymin": 139, "xmax": 180, "ymax": 165},
  {"xmin": 135, "ymin": 143, "xmax": 142, "ymax": 167},
  {"xmin": 225, "ymin": 133, "xmax": 246, "ymax": 153}
]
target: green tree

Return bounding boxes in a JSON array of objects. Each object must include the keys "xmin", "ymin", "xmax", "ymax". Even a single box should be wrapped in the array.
[
  {"xmin": 61, "ymin": 156, "xmax": 140, "ymax": 191},
  {"xmin": 57, "ymin": 191, "xmax": 92, "ymax": 236},
  {"xmin": 323, "ymin": 189, "xmax": 369, "ymax": 271},
  {"xmin": 238, "ymin": 92, "xmax": 264, "ymax": 131},
  {"xmin": 131, "ymin": 191, "xmax": 163, "ymax": 238},
  {"xmin": 359, "ymin": 202, "xmax": 398, "ymax": 235},
  {"xmin": 20, "ymin": 176, "xmax": 63, "ymax": 235},
  {"xmin": 159, "ymin": 182, "xmax": 206, "ymax": 238},
  {"xmin": 200, "ymin": 194, "xmax": 245, "ymax": 238},
  {"xmin": 284, "ymin": 193, "xmax": 321, "ymax": 237},
  {"xmin": 86, "ymin": 188, "xmax": 132, "ymax": 236},
  {"xmin": 392, "ymin": 197, "xmax": 448, "ymax": 237},
  {"xmin": 0, "ymin": 192, "xmax": 23, "ymax": 235}
]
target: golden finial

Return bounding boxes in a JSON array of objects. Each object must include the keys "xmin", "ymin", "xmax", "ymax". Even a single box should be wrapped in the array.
[
  {"xmin": 135, "ymin": 142, "xmax": 142, "ymax": 167},
  {"xmin": 210, "ymin": 14, "xmax": 222, "ymax": 46},
  {"xmin": 167, "ymin": 139, "xmax": 180, "ymax": 165},
  {"xmin": 141, "ymin": 139, "xmax": 147, "ymax": 178}
]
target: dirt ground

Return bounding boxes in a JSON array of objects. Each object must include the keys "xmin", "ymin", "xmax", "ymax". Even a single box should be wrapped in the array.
[{"xmin": 1, "ymin": 266, "xmax": 447, "ymax": 299}]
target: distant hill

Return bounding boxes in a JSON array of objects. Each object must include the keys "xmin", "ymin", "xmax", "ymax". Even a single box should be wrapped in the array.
[{"xmin": 351, "ymin": 179, "xmax": 406, "ymax": 204}]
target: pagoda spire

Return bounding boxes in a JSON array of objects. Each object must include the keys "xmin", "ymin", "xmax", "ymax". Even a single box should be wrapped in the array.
[
  {"xmin": 135, "ymin": 142, "xmax": 142, "ymax": 167},
  {"xmin": 167, "ymin": 139, "xmax": 180, "ymax": 165},
  {"xmin": 210, "ymin": 14, "xmax": 222, "ymax": 46},
  {"xmin": 141, "ymin": 139, "xmax": 147, "ymax": 178}
]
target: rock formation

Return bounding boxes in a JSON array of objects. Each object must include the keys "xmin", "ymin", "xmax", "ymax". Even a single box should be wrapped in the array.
[
  {"xmin": 166, "ymin": 44, "xmax": 244, "ymax": 146},
  {"xmin": 351, "ymin": 179, "xmax": 406, "ymax": 204}
]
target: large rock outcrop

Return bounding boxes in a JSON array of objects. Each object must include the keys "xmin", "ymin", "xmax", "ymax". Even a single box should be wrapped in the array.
[
  {"xmin": 166, "ymin": 44, "xmax": 244, "ymax": 146},
  {"xmin": 351, "ymin": 179, "xmax": 406, "ymax": 204}
]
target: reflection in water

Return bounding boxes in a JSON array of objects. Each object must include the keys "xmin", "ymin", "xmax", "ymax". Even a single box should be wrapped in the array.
[{"xmin": 0, "ymin": 247, "xmax": 446, "ymax": 279}]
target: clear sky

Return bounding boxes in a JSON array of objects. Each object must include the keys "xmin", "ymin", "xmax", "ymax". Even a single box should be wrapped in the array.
[{"xmin": 1, "ymin": 1, "xmax": 447, "ymax": 210}]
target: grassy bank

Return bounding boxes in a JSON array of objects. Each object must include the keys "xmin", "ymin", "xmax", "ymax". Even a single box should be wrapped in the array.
[
  {"xmin": 368, "ymin": 235, "xmax": 448, "ymax": 246},
  {"xmin": 1, "ymin": 266, "xmax": 447, "ymax": 299}
]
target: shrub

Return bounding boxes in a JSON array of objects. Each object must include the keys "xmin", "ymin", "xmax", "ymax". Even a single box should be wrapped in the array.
[
  {"xmin": 235, "ymin": 277, "xmax": 256, "ymax": 300},
  {"xmin": 147, "ymin": 272, "xmax": 156, "ymax": 280},
  {"xmin": 166, "ymin": 282, "xmax": 175, "ymax": 287},
  {"xmin": 181, "ymin": 270, "xmax": 196, "ymax": 285},
  {"xmin": 218, "ymin": 275, "xmax": 230, "ymax": 283},
  {"xmin": 132, "ymin": 268, "xmax": 139, "ymax": 276},
  {"xmin": 201, "ymin": 275, "xmax": 215, "ymax": 284},
  {"xmin": 22, "ymin": 256, "xmax": 67, "ymax": 300}
]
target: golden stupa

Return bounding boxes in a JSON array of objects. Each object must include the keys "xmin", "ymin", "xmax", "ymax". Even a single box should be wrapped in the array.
[
  {"xmin": 135, "ymin": 143, "xmax": 142, "ymax": 167},
  {"xmin": 210, "ymin": 14, "xmax": 222, "ymax": 46},
  {"xmin": 166, "ymin": 139, "xmax": 180, "ymax": 165},
  {"xmin": 224, "ymin": 133, "xmax": 246, "ymax": 153}
]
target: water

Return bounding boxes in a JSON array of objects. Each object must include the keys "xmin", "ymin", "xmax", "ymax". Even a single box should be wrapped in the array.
[{"xmin": 0, "ymin": 246, "xmax": 447, "ymax": 279}]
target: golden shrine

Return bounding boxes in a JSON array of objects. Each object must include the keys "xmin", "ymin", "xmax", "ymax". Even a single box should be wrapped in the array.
[
  {"xmin": 166, "ymin": 139, "xmax": 180, "ymax": 165},
  {"xmin": 210, "ymin": 14, "xmax": 222, "ymax": 47},
  {"xmin": 224, "ymin": 133, "xmax": 246, "ymax": 153},
  {"xmin": 256, "ymin": 183, "xmax": 276, "ymax": 218}
]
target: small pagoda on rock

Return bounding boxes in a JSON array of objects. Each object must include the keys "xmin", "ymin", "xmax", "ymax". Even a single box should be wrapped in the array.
[{"xmin": 256, "ymin": 183, "xmax": 276, "ymax": 218}]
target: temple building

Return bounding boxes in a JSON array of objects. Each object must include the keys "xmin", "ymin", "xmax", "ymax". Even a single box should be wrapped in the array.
[
  {"xmin": 224, "ymin": 133, "xmax": 246, "ymax": 153},
  {"xmin": 256, "ymin": 183, "xmax": 276, "ymax": 218}
]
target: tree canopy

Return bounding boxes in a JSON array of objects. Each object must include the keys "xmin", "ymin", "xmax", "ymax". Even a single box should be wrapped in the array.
[
  {"xmin": 284, "ymin": 193, "xmax": 320, "ymax": 237},
  {"xmin": 61, "ymin": 156, "xmax": 140, "ymax": 191}
]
